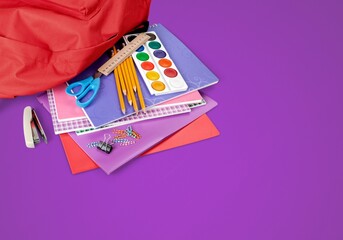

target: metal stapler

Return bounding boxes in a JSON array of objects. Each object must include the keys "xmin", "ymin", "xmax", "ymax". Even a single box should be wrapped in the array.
[{"xmin": 23, "ymin": 106, "xmax": 48, "ymax": 148}]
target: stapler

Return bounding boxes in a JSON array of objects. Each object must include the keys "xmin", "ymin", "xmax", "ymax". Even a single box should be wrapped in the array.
[{"xmin": 23, "ymin": 106, "xmax": 48, "ymax": 148}]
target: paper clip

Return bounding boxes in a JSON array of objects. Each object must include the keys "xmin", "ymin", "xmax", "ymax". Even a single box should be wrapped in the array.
[
  {"xmin": 120, "ymin": 140, "xmax": 136, "ymax": 146},
  {"xmin": 125, "ymin": 126, "xmax": 141, "ymax": 139},
  {"xmin": 113, "ymin": 129, "xmax": 127, "ymax": 138},
  {"xmin": 23, "ymin": 106, "xmax": 48, "ymax": 148},
  {"xmin": 87, "ymin": 141, "xmax": 99, "ymax": 148},
  {"xmin": 112, "ymin": 138, "xmax": 128, "ymax": 144}
]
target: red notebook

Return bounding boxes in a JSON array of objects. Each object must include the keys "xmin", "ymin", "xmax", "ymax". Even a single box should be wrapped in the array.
[{"xmin": 60, "ymin": 114, "xmax": 219, "ymax": 174}]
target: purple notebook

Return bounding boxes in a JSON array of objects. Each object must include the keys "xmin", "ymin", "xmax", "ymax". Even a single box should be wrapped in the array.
[
  {"xmin": 68, "ymin": 95, "xmax": 217, "ymax": 175},
  {"xmin": 70, "ymin": 23, "xmax": 219, "ymax": 128}
]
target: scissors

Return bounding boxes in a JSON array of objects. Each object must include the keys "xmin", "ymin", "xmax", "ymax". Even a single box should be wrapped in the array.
[{"xmin": 65, "ymin": 71, "xmax": 102, "ymax": 108}]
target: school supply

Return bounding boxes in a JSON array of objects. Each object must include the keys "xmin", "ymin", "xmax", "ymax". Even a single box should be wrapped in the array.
[
  {"xmin": 59, "ymin": 114, "xmax": 220, "ymax": 174},
  {"xmin": 78, "ymin": 23, "xmax": 219, "ymax": 128},
  {"xmin": 143, "ymin": 114, "xmax": 220, "ymax": 155},
  {"xmin": 124, "ymin": 31, "xmax": 188, "ymax": 95},
  {"xmin": 23, "ymin": 106, "xmax": 48, "ymax": 148},
  {"xmin": 128, "ymin": 53, "xmax": 147, "ymax": 112},
  {"xmin": 157, "ymin": 91, "xmax": 203, "ymax": 107},
  {"xmin": 37, "ymin": 91, "xmax": 191, "ymax": 135},
  {"xmin": 97, "ymin": 141, "xmax": 113, "ymax": 154},
  {"xmin": 114, "ymin": 43, "xmax": 147, "ymax": 114},
  {"xmin": 53, "ymin": 81, "xmax": 202, "ymax": 121},
  {"xmin": 188, "ymin": 99, "xmax": 207, "ymax": 109},
  {"xmin": 96, "ymin": 134, "xmax": 113, "ymax": 154},
  {"xmin": 52, "ymin": 84, "xmax": 87, "ymax": 122},
  {"xmin": 113, "ymin": 48, "xmax": 126, "ymax": 114},
  {"xmin": 26, "ymin": 19, "xmax": 220, "ymax": 175},
  {"xmin": 98, "ymin": 33, "xmax": 151, "ymax": 76},
  {"xmin": 67, "ymin": 95, "xmax": 217, "ymax": 175},
  {"xmin": 65, "ymin": 33, "xmax": 151, "ymax": 108},
  {"xmin": 75, "ymin": 104, "xmax": 191, "ymax": 135},
  {"xmin": 66, "ymin": 71, "xmax": 103, "ymax": 108},
  {"xmin": 39, "ymin": 91, "xmax": 93, "ymax": 134},
  {"xmin": 117, "ymin": 49, "xmax": 139, "ymax": 113},
  {"xmin": 0, "ymin": 1, "xmax": 151, "ymax": 98}
]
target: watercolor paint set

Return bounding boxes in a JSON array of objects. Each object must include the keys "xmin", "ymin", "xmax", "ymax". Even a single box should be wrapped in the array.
[{"xmin": 124, "ymin": 31, "xmax": 188, "ymax": 96}]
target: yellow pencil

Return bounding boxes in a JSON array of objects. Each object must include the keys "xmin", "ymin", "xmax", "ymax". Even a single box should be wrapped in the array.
[
  {"xmin": 123, "ymin": 43, "xmax": 137, "ymax": 92},
  {"xmin": 117, "ymin": 61, "xmax": 131, "ymax": 105},
  {"xmin": 122, "ymin": 58, "xmax": 138, "ymax": 114},
  {"xmin": 128, "ymin": 60, "xmax": 137, "ymax": 93},
  {"xmin": 115, "ymin": 48, "xmax": 127, "ymax": 96},
  {"xmin": 112, "ymin": 48, "xmax": 126, "ymax": 114},
  {"xmin": 128, "ymin": 55, "xmax": 146, "ymax": 113}
]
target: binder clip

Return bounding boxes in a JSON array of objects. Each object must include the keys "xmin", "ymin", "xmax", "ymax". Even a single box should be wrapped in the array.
[
  {"xmin": 23, "ymin": 106, "xmax": 48, "ymax": 148},
  {"xmin": 96, "ymin": 134, "xmax": 113, "ymax": 154}
]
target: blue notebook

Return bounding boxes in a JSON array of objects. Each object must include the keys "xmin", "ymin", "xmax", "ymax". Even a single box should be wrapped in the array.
[{"xmin": 70, "ymin": 23, "xmax": 219, "ymax": 127}]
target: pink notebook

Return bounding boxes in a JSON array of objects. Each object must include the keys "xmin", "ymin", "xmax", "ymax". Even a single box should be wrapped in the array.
[{"xmin": 52, "ymin": 83, "xmax": 86, "ymax": 121}]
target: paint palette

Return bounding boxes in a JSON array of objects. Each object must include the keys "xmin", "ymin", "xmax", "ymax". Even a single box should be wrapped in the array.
[{"xmin": 124, "ymin": 31, "xmax": 188, "ymax": 95}]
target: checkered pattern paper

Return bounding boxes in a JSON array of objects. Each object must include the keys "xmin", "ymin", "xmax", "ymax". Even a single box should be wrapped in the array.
[
  {"xmin": 75, "ymin": 104, "xmax": 192, "ymax": 135},
  {"xmin": 47, "ymin": 90, "xmax": 93, "ymax": 134},
  {"xmin": 46, "ymin": 90, "xmax": 191, "ymax": 135}
]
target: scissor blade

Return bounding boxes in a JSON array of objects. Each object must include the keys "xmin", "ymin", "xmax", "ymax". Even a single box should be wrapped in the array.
[{"xmin": 93, "ymin": 71, "xmax": 102, "ymax": 79}]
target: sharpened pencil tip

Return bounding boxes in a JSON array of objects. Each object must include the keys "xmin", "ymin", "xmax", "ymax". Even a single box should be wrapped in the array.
[
  {"xmin": 129, "ymin": 100, "xmax": 132, "ymax": 106},
  {"xmin": 133, "ymin": 86, "xmax": 137, "ymax": 92},
  {"xmin": 123, "ymin": 90, "xmax": 127, "ymax": 95},
  {"xmin": 122, "ymin": 109, "xmax": 126, "ymax": 114}
]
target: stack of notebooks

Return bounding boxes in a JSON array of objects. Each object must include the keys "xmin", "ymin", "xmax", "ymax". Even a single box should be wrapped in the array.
[{"xmin": 37, "ymin": 23, "xmax": 220, "ymax": 175}]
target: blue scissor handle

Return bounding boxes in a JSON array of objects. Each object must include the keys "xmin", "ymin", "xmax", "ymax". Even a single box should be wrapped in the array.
[
  {"xmin": 66, "ymin": 76, "xmax": 94, "ymax": 97},
  {"xmin": 65, "ymin": 76, "xmax": 101, "ymax": 108},
  {"xmin": 75, "ymin": 77, "xmax": 101, "ymax": 108}
]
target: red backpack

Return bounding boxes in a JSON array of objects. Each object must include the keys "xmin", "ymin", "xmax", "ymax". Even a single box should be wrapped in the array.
[{"xmin": 0, "ymin": 0, "xmax": 151, "ymax": 98}]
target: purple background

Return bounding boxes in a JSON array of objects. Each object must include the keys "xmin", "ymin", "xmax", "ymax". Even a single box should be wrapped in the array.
[{"xmin": 0, "ymin": 0, "xmax": 342, "ymax": 239}]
